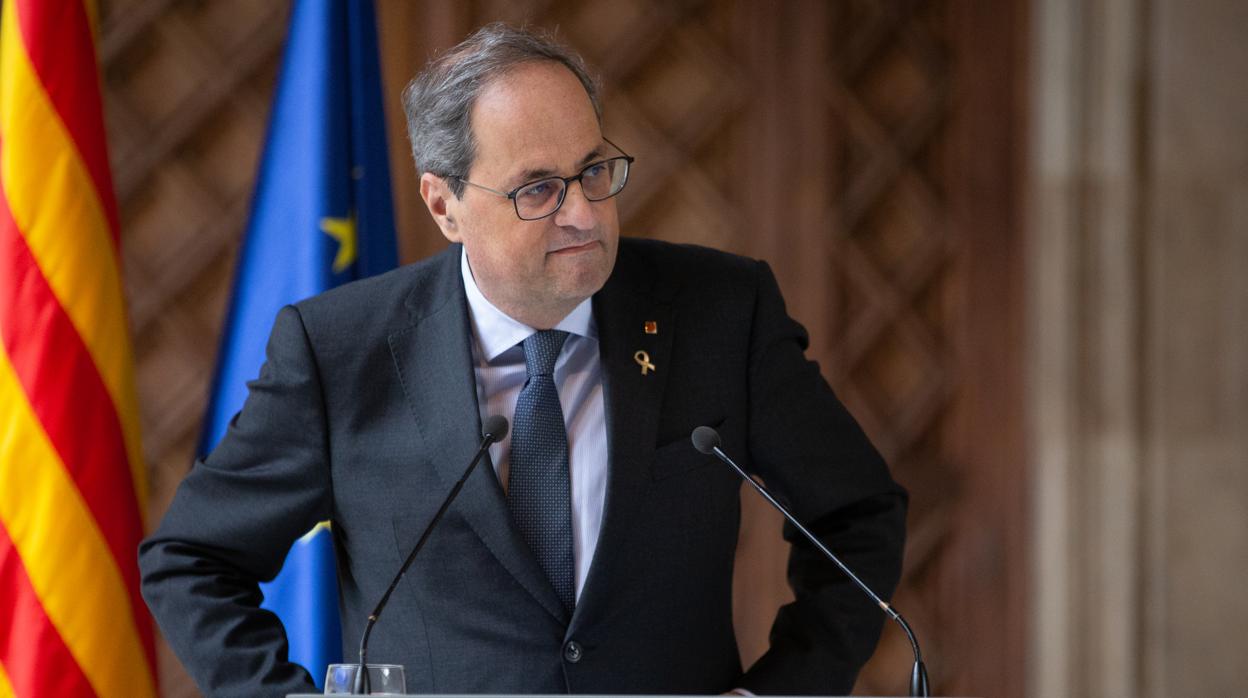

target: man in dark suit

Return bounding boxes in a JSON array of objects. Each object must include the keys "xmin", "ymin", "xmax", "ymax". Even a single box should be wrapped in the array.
[{"xmin": 140, "ymin": 24, "xmax": 906, "ymax": 697}]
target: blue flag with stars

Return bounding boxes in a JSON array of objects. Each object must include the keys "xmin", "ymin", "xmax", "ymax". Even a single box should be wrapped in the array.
[{"xmin": 199, "ymin": 0, "xmax": 397, "ymax": 687}]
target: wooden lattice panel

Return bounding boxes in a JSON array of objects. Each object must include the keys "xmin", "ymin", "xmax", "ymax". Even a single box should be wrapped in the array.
[
  {"xmin": 821, "ymin": 3, "xmax": 960, "ymax": 694},
  {"xmin": 100, "ymin": 0, "xmax": 290, "ymax": 521}
]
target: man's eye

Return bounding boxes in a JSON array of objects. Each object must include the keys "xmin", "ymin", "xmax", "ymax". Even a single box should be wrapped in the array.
[
  {"xmin": 583, "ymin": 163, "xmax": 607, "ymax": 179},
  {"xmin": 519, "ymin": 182, "xmax": 552, "ymax": 199}
]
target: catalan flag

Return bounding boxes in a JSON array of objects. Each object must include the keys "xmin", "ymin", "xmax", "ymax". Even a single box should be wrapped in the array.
[
  {"xmin": 0, "ymin": 1, "xmax": 157, "ymax": 697},
  {"xmin": 198, "ymin": 0, "xmax": 397, "ymax": 687}
]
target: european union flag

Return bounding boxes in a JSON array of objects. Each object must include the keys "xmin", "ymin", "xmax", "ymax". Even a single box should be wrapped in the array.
[{"xmin": 199, "ymin": 0, "xmax": 397, "ymax": 687}]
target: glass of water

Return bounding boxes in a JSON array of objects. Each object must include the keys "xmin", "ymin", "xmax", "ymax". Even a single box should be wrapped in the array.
[{"xmin": 323, "ymin": 663, "xmax": 406, "ymax": 694}]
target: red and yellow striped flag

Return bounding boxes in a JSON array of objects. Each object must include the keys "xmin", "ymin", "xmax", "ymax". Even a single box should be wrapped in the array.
[{"xmin": 0, "ymin": 0, "xmax": 157, "ymax": 696}]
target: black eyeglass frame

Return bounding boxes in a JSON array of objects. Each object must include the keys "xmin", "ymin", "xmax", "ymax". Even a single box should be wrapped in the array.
[{"xmin": 452, "ymin": 138, "xmax": 635, "ymax": 221}]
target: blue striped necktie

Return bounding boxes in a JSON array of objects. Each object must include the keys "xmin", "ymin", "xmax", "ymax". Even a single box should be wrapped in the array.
[{"xmin": 508, "ymin": 329, "xmax": 575, "ymax": 612}]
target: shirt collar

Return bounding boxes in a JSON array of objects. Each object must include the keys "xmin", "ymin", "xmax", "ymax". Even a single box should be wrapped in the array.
[{"xmin": 460, "ymin": 247, "xmax": 596, "ymax": 362}]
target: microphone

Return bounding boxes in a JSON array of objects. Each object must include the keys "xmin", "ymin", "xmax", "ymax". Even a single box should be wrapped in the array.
[
  {"xmin": 691, "ymin": 426, "xmax": 930, "ymax": 697},
  {"xmin": 352, "ymin": 415, "xmax": 509, "ymax": 694}
]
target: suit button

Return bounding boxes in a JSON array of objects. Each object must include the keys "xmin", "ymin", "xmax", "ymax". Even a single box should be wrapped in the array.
[{"xmin": 563, "ymin": 640, "xmax": 583, "ymax": 663}]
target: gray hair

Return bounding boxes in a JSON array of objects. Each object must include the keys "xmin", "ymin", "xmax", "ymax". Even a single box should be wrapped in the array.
[{"xmin": 401, "ymin": 23, "xmax": 602, "ymax": 197}]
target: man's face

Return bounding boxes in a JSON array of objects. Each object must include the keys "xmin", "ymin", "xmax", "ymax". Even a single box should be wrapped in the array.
[{"xmin": 429, "ymin": 61, "xmax": 620, "ymax": 329}]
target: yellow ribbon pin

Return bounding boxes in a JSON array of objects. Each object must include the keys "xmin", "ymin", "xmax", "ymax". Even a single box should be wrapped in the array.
[{"xmin": 634, "ymin": 350, "xmax": 656, "ymax": 375}]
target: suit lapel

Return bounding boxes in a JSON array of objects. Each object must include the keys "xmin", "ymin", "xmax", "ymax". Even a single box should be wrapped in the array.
[
  {"xmin": 388, "ymin": 246, "xmax": 568, "ymax": 624},
  {"xmin": 574, "ymin": 247, "xmax": 676, "ymax": 626}
]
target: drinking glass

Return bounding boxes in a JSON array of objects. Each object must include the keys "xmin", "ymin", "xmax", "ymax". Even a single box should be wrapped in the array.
[{"xmin": 323, "ymin": 663, "xmax": 406, "ymax": 695}]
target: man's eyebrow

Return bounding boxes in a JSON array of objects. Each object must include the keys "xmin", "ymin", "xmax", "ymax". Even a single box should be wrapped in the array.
[
  {"xmin": 576, "ymin": 145, "xmax": 605, "ymax": 168},
  {"xmin": 514, "ymin": 165, "xmax": 558, "ymax": 183},
  {"xmin": 512, "ymin": 146, "xmax": 606, "ymax": 185}
]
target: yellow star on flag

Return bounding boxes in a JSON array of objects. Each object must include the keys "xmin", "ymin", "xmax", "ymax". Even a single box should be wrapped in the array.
[
  {"xmin": 298, "ymin": 520, "xmax": 333, "ymax": 544},
  {"xmin": 320, "ymin": 212, "xmax": 357, "ymax": 273}
]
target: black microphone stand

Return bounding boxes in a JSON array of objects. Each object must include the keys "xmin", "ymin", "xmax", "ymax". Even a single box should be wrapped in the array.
[
  {"xmin": 692, "ymin": 427, "xmax": 929, "ymax": 697},
  {"xmin": 352, "ymin": 416, "xmax": 508, "ymax": 694}
]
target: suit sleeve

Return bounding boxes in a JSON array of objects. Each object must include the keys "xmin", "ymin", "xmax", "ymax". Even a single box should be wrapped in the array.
[
  {"xmin": 736, "ymin": 261, "xmax": 908, "ymax": 695},
  {"xmin": 139, "ymin": 305, "xmax": 332, "ymax": 697}
]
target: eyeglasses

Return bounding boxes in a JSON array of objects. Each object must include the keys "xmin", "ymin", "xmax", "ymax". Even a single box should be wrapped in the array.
[{"xmin": 453, "ymin": 139, "xmax": 635, "ymax": 221}]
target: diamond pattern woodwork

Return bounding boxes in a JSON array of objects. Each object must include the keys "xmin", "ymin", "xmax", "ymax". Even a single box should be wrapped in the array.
[
  {"xmin": 100, "ymin": 0, "xmax": 291, "ymax": 542},
  {"xmin": 822, "ymin": 3, "xmax": 958, "ymax": 693}
]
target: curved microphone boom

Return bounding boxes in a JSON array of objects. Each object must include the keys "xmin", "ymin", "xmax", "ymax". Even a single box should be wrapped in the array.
[
  {"xmin": 690, "ymin": 426, "xmax": 930, "ymax": 697},
  {"xmin": 352, "ymin": 415, "xmax": 509, "ymax": 694}
]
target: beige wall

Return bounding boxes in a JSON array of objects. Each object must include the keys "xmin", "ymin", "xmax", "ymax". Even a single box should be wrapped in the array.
[
  {"xmin": 1146, "ymin": 0, "xmax": 1248, "ymax": 693},
  {"xmin": 1028, "ymin": 0, "xmax": 1248, "ymax": 696}
]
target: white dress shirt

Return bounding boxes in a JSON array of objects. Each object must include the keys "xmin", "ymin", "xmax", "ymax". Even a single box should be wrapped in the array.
[{"xmin": 460, "ymin": 249, "xmax": 608, "ymax": 601}]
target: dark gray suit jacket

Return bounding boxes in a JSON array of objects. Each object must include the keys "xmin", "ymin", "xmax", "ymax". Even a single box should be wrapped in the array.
[{"xmin": 139, "ymin": 239, "xmax": 906, "ymax": 697}]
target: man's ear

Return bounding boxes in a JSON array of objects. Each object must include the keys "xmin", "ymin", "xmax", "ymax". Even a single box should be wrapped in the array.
[{"xmin": 419, "ymin": 172, "xmax": 461, "ymax": 242}]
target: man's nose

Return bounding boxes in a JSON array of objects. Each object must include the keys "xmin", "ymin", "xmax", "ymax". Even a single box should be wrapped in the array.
[{"xmin": 553, "ymin": 181, "xmax": 598, "ymax": 231}]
